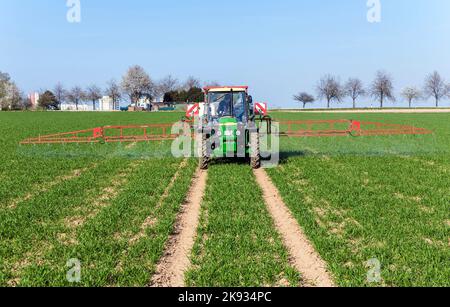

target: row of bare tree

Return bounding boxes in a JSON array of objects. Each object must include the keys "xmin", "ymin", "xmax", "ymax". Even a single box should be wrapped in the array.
[
  {"xmin": 0, "ymin": 71, "xmax": 27, "ymax": 111},
  {"xmin": 52, "ymin": 66, "xmax": 209, "ymax": 110},
  {"xmin": 294, "ymin": 71, "xmax": 450, "ymax": 109},
  {"xmin": 1, "ymin": 65, "xmax": 214, "ymax": 111}
]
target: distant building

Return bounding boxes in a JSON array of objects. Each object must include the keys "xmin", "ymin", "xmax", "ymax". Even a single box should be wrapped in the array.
[
  {"xmin": 99, "ymin": 96, "xmax": 117, "ymax": 111},
  {"xmin": 151, "ymin": 102, "xmax": 173, "ymax": 111},
  {"xmin": 28, "ymin": 92, "xmax": 40, "ymax": 109},
  {"xmin": 59, "ymin": 97, "xmax": 120, "ymax": 112},
  {"xmin": 60, "ymin": 103, "xmax": 94, "ymax": 111},
  {"xmin": 136, "ymin": 97, "xmax": 151, "ymax": 110}
]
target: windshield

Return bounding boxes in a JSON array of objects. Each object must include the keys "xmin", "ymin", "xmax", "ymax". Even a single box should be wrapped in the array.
[{"xmin": 209, "ymin": 91, "xmax": 246, "ymax": 121}]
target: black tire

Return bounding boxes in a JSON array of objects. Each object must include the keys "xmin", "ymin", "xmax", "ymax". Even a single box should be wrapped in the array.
[
  {"xmin": 250, "ymin": 132, "xmax": 261, "ymax": 169},
  {"xmin": 200, "ymin": 136, "xmax": 209, "ymax": 170}
]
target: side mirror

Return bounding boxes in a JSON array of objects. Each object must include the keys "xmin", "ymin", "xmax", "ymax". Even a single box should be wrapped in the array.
[{"xmin": 247, "ymin": 95, "xmax": 253, "ymax": 104}]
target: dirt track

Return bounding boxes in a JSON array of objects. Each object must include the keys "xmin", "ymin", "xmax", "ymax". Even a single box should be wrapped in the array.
[
  {"xmin": 254, "ymin": 168, "xmax": 335, "ymax": 287},
  {"xmin": 150, "ymin": 168, "xmax": 208, "ymax": 287},
  {"xmin": 151, "ymin": 165, "xmax": 336, "ymax": 287}
]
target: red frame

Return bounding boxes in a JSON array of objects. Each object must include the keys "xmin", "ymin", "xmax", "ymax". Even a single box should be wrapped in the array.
[{"xmin": 20, "ymin": 120, "xmax": 432, "ymax": 145}]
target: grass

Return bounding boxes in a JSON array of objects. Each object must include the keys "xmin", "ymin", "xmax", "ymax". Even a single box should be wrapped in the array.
[
  {"xmin": 186, "ymin": 163, "xmax": 300, "ymax": 287},
  {"xmin": 267, "ymin": 112, "xmax": 450, "ymax": 287}
]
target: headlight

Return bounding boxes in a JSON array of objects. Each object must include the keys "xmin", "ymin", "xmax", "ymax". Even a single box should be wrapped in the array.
[
  {"xmin": 236, "ymin": 130, "xmax": 241, "ymax": 136},
  {"xmin": 217, "ymin": 130, "xmax": 222, "ymax": 137}
]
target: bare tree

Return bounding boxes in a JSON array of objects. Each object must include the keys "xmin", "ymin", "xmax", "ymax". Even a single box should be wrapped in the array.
[
  {"xmin": 424, "ymin": 71, "xmax": 446, "ymax": 107},
  {"xmin": 204, "ymin": 80, "xmax": 220, "ymax": 87},
  {"xmin": 86, "ymin": 84, "xmax": 102, "ymax": 111},
  {"xmin": 401, "ymin": 87, "xmax": 422, "ymax": 108},
  {"xmin": 121, "ymin": 65, "xmax": 154, "ymax": 105},
  {"xmin": 0, "ymin": 72, "xmax": 10, "ymax": 94},
  {"xmin": 370, "ymin": 71, "xmax": 395, "ymax": 108},
  {"xmin": 345, "ymin": 78, "xmax": 366, "ymax": 109},
  {"xmin": 183, "ymin": 76, "xmax": 201, "ymax": 91},
  {"xmin": 38, "ymin": 90, "xmax": 58, "ymax": 110},
  {"xmin": 53, "ymin": 82, "xmax": 66, "ymax": 109},
  {"xmin": 21, "ymin": 95, "xmax": 33, "ymax": 110},
  {"xmin": 317, "ymin": 75, "xmax": 343, "ymax": 108},
  {"xmin": 66, "ymin": 86, "xmax": 86, "ymax": 110},
  {"xmin": 0, "ymin": 71, "xmax": 11, "ymax": 110},
  {"xmin": 156, "ymin": 75, "xmax": 179, "ymax": 100},
  {"xmin": 7, "ymin": 82, "xmax": 22, "ymax": 110},
  {"xmin": 105, "ymin": 79, "xmax": 122, "ymax": 110},
  {"xmin": 293, "ymin": 92, "xmax": 315, "ymax": 109}
]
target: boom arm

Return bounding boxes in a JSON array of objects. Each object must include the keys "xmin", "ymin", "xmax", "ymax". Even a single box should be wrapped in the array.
[{"xmin": 20, "ymin": 120, "xmax": 432, "ymax": 145}]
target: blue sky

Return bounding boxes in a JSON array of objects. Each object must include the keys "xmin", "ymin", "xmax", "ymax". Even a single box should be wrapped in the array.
[{"xmin": 1, "ymin": 0, "xmax": 450, "ymax": 108}]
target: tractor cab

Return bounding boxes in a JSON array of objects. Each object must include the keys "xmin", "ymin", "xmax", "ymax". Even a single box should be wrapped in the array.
[
  {"xmin": 204, "ymin": 86, "xmax": 253, "ymax": 124},
  {"xmin": 199, "ymin": 86, "xmax": 261, "ymax": 170}
]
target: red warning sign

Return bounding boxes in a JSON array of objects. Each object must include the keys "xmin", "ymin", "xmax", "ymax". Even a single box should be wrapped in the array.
[
  {"xmin": 255, "ymin": 102, "xmax": 268, "ymax": 116},
  {"xmin": 93, "ymin": 127, "xmax": 103, "ymax": 139},
  {"xmin": 350, "ymin": 121, "xmax": 361, "ymax": 131},
  {"xmin": 186, "ymin": 104, "xmax": 200, "ymax": 118}
]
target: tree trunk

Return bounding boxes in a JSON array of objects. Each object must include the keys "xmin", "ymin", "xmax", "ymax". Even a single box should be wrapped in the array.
[
  {"xmin": 380, "ymin": 93, "xmax": 384, "ymax": 108},
  {"xmin": 303, "ymin": 102, "xmax": 306, "ymax": 109},
  {"xmin": 353, "ymin": 98, "xmax": 356, "ymax": 109},
  {"xmin": 436, "ymin": 97, "xmax": 439, "ymax": 108},
  {"xmin": 327, "ymin": 99, "xmax": 331, "ymax": 109},
  {"xmin": 409, "ymin": 99, "xmax": 412, "ymax": 108}
]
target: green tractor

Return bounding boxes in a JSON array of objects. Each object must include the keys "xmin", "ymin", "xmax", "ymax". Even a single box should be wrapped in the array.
[{"xmin": 195, "ymin": 86, "xmax": 269, "ymax": 170}]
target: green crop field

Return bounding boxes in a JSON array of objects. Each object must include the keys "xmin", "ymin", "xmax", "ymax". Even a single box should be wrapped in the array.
[
  {"xmin": 0, "ymin": 112, "xmax": 197, "ymax": 286},
  {"xmin": 0, "ymin": 111, "xmax": 448, "ymax": 287},
  {"xmin": 269, "ymin": 111, "xmax": 450, "ymax": 287}
]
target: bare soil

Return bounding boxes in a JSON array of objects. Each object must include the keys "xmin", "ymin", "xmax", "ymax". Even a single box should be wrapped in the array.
[
  {"xmin": 128, "ymin": 159, "xmax": 188, "ymax": 245},
  {"xmin": 150, "ymin": 168, "xmax": 208, "ymax": 287}
]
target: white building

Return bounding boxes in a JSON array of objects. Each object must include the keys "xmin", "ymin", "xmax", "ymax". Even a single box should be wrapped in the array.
[
  {"xmin": 28, "ymin": 92, "xmax": 40, "ymax": 109},
  {"xmin": 60, "ymin": 103, "xmax": 94, "ymax": 111},
  {"xmin": 99, "ymin": 96, "xmax": 118, "ymax": 111},
  {"xmin": 60, "ymin": 96, "xmax": 119, "ymax": 112}
]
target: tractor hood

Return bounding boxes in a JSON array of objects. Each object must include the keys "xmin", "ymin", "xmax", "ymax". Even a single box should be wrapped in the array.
[{"xmin": 219, "ymin": 117, "xmax": 238, "ymax": 125}]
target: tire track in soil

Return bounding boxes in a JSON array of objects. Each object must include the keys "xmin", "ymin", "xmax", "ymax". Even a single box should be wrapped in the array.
[
  {"xmin": 127, "ymin": 159, "xmax": 189, "ymax": 246},
  {"xmin": 150, "ymin": 168, "xmax": 208, "ymax": 287},
  {"xmin": 113, "ymin": 159, "xmax": 190, "ymax": 277},
  {"xmin": 59, "ymin": 159, "xmax": 144, "ymax": 245},
  {"xmin": 5, "ymin": 160, "xmax": 137, "ymax": 286},
  {"xmin": 253, "ymin": 168, "xmax": 335, "ymax": 287},
  {"xmin": 5, "ymin": 164, "xmax": 97, "ymax": 210}
]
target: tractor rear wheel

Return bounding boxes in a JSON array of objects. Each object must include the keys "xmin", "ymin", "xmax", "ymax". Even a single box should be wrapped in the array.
[
  {"xmin": 250, "ymin": 131, "xmax": 261, "ymax": 169},
  {"xmin": 200, "ymin": 136, "xmax": 209, "ymax": 170}
]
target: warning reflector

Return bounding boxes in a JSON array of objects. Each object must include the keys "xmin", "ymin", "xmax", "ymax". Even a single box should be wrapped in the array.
[
  {"xmin": 186, "ymin": 104, "xmax": 200, "ymax": 118},
  {"xmin": 255, "ymin": 102, "xmax": 268, "ymax": 116}
]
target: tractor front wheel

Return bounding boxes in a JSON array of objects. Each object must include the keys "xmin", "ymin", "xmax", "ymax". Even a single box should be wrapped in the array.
[
  {"xmin": 200, "ymin": 136, "xmax": 210, "ymax": 170},
  {"xmin": 250, "ymin": 132, "xmax": 261, "ymax": 169}
]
